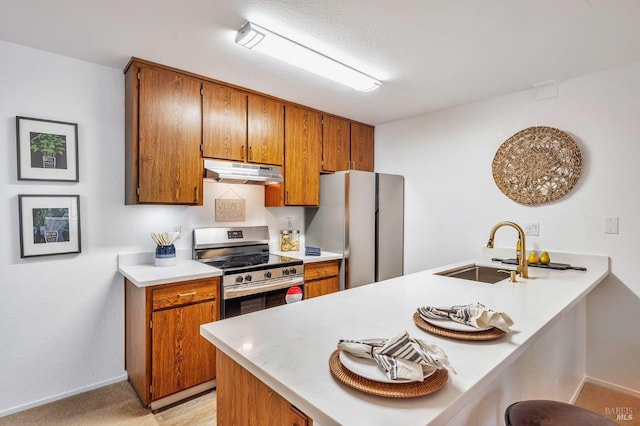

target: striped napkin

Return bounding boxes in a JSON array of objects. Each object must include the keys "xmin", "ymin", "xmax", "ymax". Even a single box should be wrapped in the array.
[
  {"xmin": 338, "ymin": 331, "xmax": 455, "ymax": 382},
  {"xmin": 417, "ymin": 303, "xmax": 514, "ymax": 332}
]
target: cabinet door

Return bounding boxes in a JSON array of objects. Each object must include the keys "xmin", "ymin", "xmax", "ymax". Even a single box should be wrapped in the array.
[
  {"xmin": 138, "ymin": 65, "xmax": 203, "ymax": 204},
  {"xmin": 202, "ymin": 83, "xmax": 247, "ymax": 161},
  {"xmin": 350, "ymin": 122, "xmax": 375, "ymax": 172},
  {"xmin": 322, "ymin": 115, "xmax": 351, "ymax": 172},
  {"xmin": 289, "ymin": 406, "xmax": 310, "ymax": 426},
  {"xmin": 305, "ymin": 277, "xmax": 339, "ymax": 299},
  {"xmin": 248, "ymin": 95, "xmax": 284, "ymax": 166},
  {"xmin": 151, "ymin": 301, "xmax": 216, "ymax": 400},
  {"xmin": 284, "ymin": 106, "xmax": 322, "ymax": 206},
  {"xmin": 217, "ymin": 350, "xmax": 304, "ymax": 425}
]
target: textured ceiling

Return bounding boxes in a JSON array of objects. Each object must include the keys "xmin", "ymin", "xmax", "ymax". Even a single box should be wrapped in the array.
[{"xmin": 1, "ymin": 0, "xmax": 640, "ymax": 125}]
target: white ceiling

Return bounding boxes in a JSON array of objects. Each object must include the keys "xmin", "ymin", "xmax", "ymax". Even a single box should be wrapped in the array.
[{"xmin": 1, "ymin": 0, "xmax": 640, "ymax": 125}]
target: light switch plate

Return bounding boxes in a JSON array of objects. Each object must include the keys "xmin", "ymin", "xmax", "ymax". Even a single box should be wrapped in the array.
[
  {"xmin": 522, "ymin": 222, "xmax": 539, "ymax": 236},
  {"xmin": 603, "ymin": 217, "xmax": 619, "ymax": 234}
]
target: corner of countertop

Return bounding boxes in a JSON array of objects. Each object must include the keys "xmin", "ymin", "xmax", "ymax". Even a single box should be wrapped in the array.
[
  {"xmin": 117, "ymin": 248, "xmax": 221, "ymax": 287},
  {"xmin": 271, "ymin": 250, "xmax": 343, "ymax": 263}
]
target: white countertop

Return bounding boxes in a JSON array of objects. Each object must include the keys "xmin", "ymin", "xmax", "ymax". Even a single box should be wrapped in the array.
[
  {"xmin": 118, "ymin": 249, "xmax": 342, "ymax": 287},
  {"xmin": 200, "ymin": 248, "xmax": 609, "ymax": 425},
  {"xmin": 118, "ymin": 249, "xmax": 222, "ymax": 287},
  {"xmin": 270, "ymin": 249, "xmax": 343, "ymax": 263}
]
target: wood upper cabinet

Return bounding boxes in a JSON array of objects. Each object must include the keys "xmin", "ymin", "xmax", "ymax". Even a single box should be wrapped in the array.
[
  {"xmin": 350, "ymin": 122, "xmax": 375, "ymax": 172},
  {"xmin": 322, "ymin": 115, "xmax": 351, "ymax": 172},
  {"xmin": 125, "ymin": 277, "xmax": 219, "ymax": 406},
  {"xmin": 202, "ymin": 87, "xmax": 284, "ymax": 166},
  {"xmin": 284, "ymin": 106, "xmax": 322, "ymax": 206},
  {"xmin": 266, "ymin": 105, "xmax": 321, "ymax": 206},
  {"xmin": 125, "ymin": 61, "xmax": 203, "ymax": 205},
  {"xmin": 247, "ymin": 94, "xmax": 285, "ymax": 166},
  {"xmin": 202, "ymin": 83, "xmax": 247, "ymax": 162}
]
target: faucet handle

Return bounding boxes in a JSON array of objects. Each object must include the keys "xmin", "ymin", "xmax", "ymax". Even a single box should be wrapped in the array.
[{"xmin": 498, "ymin": 269, "xmax": 518, "ymax": 283}]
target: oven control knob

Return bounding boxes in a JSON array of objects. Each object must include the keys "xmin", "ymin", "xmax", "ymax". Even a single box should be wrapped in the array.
[
  {"xmin": 289, "ymin": 267, "xmax": 297, "ymax": 274},
  {"xmin": 235, "ymin": 275, "xmax": 243, "ymax": 283},
  {"xmin": 282, "ymin": 268, "xmax": 290, "ymax": 276},
  {"xmin": 244, "ymin": 274, "xmax": 252, "ymax": 282},
  {"xmin": 264, "ymin": 271, "xmax": 272, "ymax": 279}
]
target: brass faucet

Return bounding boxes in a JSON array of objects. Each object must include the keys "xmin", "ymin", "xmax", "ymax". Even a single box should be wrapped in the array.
[{"xmin": 487, "ymin": 221, "xmax": 529, "ymax": 279}]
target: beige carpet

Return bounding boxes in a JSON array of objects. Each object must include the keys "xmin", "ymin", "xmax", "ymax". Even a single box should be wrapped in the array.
[
  {"xmin": 574, "ymin": 382, "xmax": 640, "ymax": 426},
  {"xmin": 2, "ymin": 380, "xmax": 637, "ymax": 425},
  {"xmin": 0, "ymin": 381, "xmax": 215, "ymax": 426}
]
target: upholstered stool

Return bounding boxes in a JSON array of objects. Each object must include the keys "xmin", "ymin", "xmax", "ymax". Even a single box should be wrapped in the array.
[{"xmin": 505, "ymin": 400, "xmax": 617, "ymax": 425}]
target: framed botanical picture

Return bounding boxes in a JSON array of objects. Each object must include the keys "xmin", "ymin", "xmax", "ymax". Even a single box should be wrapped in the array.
[
  {"xmin": 16, "ymin": 116, "xmax": 79, "ymax": 182},
  {"xmin": 18, "ymin": 194, "xmax": 81, "ymax": 258}
]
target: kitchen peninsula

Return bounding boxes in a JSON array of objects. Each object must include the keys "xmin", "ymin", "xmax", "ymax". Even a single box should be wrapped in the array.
[{"xmin": 200, "ymin": 248, "xmax": 609, "ymax": 425}]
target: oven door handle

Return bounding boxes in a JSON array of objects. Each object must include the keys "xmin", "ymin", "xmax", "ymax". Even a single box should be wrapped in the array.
[{"xmin": 223, "ymin": 276, "xmax": 304, "ymax": 300}]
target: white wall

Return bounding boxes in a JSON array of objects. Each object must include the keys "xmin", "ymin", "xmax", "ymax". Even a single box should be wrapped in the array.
[
  {"xmin": 375, "ymin": 61, "xmax": 640, "ymax": 393},
  {"xmin": 0, "ymin": 41, "xmax": 304, "ymax": 416}
]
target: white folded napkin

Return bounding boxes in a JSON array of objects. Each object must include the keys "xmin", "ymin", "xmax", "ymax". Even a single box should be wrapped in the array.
[
  {"xmin": 338, "ymin": 331, "xmax": 455, "ymax": 382},
  {"xmin": 417, "ymin": 302, "xmax": 514, "ymax": 332}
]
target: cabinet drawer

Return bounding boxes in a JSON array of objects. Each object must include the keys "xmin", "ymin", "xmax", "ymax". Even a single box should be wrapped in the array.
[
  {"xmin": 304, "ymin": 261, "xmax": 339, "ymax": 280},
  {"xmin": 152, "ymin": 280, "xmax": 218, "ymax": 310}
]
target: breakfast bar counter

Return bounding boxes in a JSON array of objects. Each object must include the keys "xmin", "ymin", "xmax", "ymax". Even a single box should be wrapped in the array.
[{"xmin": 200, "ymin": 248, "xmax": 609, "ymax": 425}]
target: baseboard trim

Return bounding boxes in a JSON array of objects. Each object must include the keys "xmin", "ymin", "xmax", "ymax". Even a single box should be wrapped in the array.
[
  {"xmin": 0, "ymin": 373, "xmax": 128, "ymax": 419},
  {"xmin": 150, "ymin": 380, "xmax": 216, "ymax": 411},
  {"xmin": 584, "ymin": 376, "xmax": 640, "ymax": 399},
  {"xmin": 569, "ymin": 377, "xmax": 588, "ymax": 403}
]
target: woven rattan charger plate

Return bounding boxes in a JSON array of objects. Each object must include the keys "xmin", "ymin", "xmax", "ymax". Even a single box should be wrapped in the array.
[
  {"xmin": 412, "ymin": 312, "xmax": 505, "ymax": 341},
  {"xmin": 329, "ymin": 350, "xmax": 448, "ymax": 398}
]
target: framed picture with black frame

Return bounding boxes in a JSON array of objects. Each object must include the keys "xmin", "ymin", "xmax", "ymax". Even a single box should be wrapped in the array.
[
  {"xmin": 16, "ymin": 116, "xmax": 79, "ymax": 182},
  {"xmin": 18, "ymin": 194, "xmax": 81, "ymax": 258}
]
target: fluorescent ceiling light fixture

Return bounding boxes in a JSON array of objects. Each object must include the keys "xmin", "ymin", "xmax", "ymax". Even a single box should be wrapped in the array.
[{"xmin": 235, "ymin": 21, "xmax": 381, "ymax": 92}]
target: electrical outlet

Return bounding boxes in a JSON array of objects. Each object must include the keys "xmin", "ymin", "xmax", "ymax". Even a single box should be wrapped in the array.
[
  {"xmin": 522, "ymin": 222, "xmax": 539, "ymax": 236},
  {"xmin": 172, "ymin": 225, "xmax": 182, "ymax": 238}
]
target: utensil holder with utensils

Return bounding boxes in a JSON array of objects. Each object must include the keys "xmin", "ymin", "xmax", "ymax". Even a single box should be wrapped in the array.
[
  {"xmin": 155, "ymin": 244, "xmax": 176, "ymax": 267},
  {"xmin": 151, "ymin": 231, "xmax": 179, "ymax": 266}
]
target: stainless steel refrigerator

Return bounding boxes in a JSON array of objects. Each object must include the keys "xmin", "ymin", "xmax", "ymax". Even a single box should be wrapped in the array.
[{"xmin": 305, "ymin": 170, "xmax": 404, "ymax": 290}]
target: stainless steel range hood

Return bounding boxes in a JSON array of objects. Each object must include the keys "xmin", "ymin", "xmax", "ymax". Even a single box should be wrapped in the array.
[{"xmin": 204, "ymin": 159, "xmax": 284, "ymax": 185}]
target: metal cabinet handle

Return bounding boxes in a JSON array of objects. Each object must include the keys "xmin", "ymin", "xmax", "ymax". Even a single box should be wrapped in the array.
[{"xmin": 178, "ymin": 291, "xmax": 197, "ymax": 297}]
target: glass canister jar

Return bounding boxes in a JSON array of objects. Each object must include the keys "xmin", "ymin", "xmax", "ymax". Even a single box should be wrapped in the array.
[{"xmin": 280, "ymin": 229, "xmax": 300, "ymax": 252}]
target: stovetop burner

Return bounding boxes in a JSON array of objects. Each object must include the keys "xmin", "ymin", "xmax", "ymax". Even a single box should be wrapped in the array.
[
  {"xmin": 203, "ymin": 254, "xmax": 302, "ymax": 274},
  {"xmin": 204, "ymin": 253, "xmax": 269, "ymax": 269}
]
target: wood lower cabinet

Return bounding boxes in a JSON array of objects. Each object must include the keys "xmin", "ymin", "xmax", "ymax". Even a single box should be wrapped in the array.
[
  {"xmin": 217, "ymin": 350, "xmax": 312, "ymax": 426},
  {"xmin": 350, "ymin": 122, "xmax": 375, "ymax": 171},
  {"xmin": 125, "ymin": 277, "xmax": 219, "ymax": 406},
  {"xmin": 124, "ymin": 59, "xmax": 203, "ymax": 205},
  {"xmin": 304, "ymin": 260, "xmax": 340, "ymax": 299}
]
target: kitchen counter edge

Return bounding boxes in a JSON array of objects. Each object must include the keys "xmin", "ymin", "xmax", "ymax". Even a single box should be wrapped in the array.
[
  {"xmin": 270, "ymin": 250, "xmax": 343, "ymax": 263},
  {"xmin": 117, "ymin": 249, "xmax": 222, "ymax": 287},
  {"xmin": 118, "ymin": 249, "xmax": 342, "ymax": 288}
]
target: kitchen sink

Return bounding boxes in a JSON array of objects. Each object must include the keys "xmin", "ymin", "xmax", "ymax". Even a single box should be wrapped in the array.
[{"xmin": 435, "ymin": 264, "xmax": 513, "ymax": 284}]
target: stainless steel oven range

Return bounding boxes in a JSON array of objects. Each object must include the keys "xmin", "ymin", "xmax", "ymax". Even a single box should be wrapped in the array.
[{"xmin": 193, "ymin": 226, "xmax": 304, "ymax": 319}]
